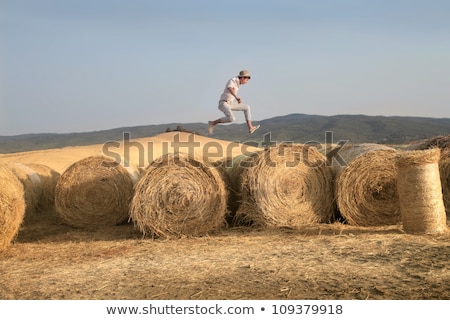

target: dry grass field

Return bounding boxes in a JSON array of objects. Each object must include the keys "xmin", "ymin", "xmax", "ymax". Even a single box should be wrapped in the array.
[{"xmin": 1, "ymin": 132, "xmax": 449, "ymax": 300}]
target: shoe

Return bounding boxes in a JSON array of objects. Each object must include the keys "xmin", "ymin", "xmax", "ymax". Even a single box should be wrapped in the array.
[
  {"xmin": 249, "ymin": 125, "xmax": 260, "ymax": 134},
  {"xmin": 208, "ymin": 121, "xmax": 214, "ymax": 134}
]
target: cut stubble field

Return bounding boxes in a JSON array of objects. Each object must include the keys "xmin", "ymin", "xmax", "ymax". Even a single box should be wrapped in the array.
[
  {"xmin": 0, "ymin": 132, "xmax": 449, "ymax": 300},
  {"xmin": 1, "ymin": 210, "xmax": 449, "ymax": 300}
]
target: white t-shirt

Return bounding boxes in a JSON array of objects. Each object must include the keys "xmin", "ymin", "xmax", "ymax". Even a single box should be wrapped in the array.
[{"xmin": 219, "ymin": 77, "xmax": 240, "ymax": 102}]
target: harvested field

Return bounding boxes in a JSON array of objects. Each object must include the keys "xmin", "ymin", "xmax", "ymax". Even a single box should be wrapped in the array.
[
  {"xmin": 1, "ymin": 210, "xmax": 449, "ymax": 300},
  {"xmin": 0, "ymin": 132, "xmax": 449, "ymax": 300}
]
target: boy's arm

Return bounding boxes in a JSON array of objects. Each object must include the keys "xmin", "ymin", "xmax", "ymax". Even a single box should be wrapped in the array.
[{"xmin": 227, "ymin": 87, "xmax": 241, "ymax": 103}]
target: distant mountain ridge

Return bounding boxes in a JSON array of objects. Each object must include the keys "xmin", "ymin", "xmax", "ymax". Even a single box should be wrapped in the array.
[{"xmin": 1, "ymin": 113, "xmax": 449, "ymax": 153}]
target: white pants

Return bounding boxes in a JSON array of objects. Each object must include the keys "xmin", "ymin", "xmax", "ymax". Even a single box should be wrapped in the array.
[{"xmin": 218, "ymin": 100, "xmax": 252, "ymax": 123}]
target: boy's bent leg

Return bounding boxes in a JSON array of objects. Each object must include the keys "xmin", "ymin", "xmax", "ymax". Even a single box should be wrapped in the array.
[
  {"xmin": 209, "ymin": 101, "xmax": 235, "ymax": 134},
  {"xmin": 232, "ymin": 103, "xmax": 252, "ymax": 121},
  {"xmin": 219, "ymin": 101, "xmax": 235, "ymax": 123},
  {"xmin": 237, "ymin": 105, "xmax": 259, "ymax": 133}
]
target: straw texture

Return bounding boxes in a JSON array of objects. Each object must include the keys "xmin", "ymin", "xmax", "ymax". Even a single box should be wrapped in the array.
[
  {"xmin": 408, "ymin": 134, "xmax": 450, "ymax": 219},
  {"xmin": 228, "ymin": 143, "xmax": 334, "ymax": 227},
  {"xmin": 0, "ymin": 165, "xmax": 26, "ymax": 250},
  {"xmin": 333, "ymin": 143, "xmax": 400, "ymax": 226},
  {"xmin": 55, "ymin": 156, "xmax": 138, "ymax": 228},
  {"xmin": 5, "ymin": 163, "xmax": 42, "ymax": 216},
  {"xmin": 396, "ymin": 149, "xmax": 447, "ymax": 234},
  {"xmin": 24, "ymin": 163, "xmax": 60, "ymax": 213},
  {"xmin": 130, "ymin": 152, "xmax": 228, "ymax": 238}
]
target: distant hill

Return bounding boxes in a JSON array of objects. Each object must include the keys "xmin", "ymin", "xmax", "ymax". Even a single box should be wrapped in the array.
[{"xmin": 1, "ymin": 114, "xmax": 449, "ymax": 153}]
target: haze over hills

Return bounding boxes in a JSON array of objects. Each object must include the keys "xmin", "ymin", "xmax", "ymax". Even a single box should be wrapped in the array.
[{"xmin": 1, "ymin": 114, "xmax": 450, "ymax": 153}]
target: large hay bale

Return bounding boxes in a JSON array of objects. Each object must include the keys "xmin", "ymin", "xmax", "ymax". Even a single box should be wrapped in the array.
[
  {"xmin": 55, "ymin": 156, "xmax": 138, "ymax": 228},
  {"xmin": 228, "ymin": 143, "xmax": 334, "ymax": 227},
  {"xmin": 0, "ymin": 165, "xmax": 26, "ymax": 250},
  {"xmin": 408, "ymin": 135, "xmax": 450, "ymax": 219},
  {"xmin": 130, "ymin": 152, "xmax": 228, "ymax": 238},
  {"xmin": 5, "ymin": 163, "xmax": 42, "ymax": 216},
  {"xmin": 396, "ymin": 149, "xmax": 447, "ymax": 234},
  {"xmin": 333, "ymin": 143, "xmax": 400, "ymax": 226}
]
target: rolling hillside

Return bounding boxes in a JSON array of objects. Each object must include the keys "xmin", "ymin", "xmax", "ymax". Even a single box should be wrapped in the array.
[{"xmin": 1, "ymin": 114, "xmax": 449, "ymax": 153}]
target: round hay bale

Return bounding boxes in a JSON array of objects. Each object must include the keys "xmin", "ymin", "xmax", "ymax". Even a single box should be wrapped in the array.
[
  {"xmin": 5, "ymin": 163, "xmax": 42, "ymax": 216},
  {"xmin": 130, "ymin": 152, "xmax": 228, "ymax": 238},
  {"xmin": 55, "ymin": 156, "xmax": 138, "ymax": 228},
  {"xmin": 332, "ymin": 143, "xmax": 400, "ymax": 226},
  {"xmin": 0, "ymin": 164, "xmax": 26, "ymax": 250},
  {"xmin": 396, "ymin": 149, "xmax": 447, "ymax": 234},
  {"xmin": 228, "ymin": 143, "xmax": 334, "ymax": 227},
  {"xmin": 23, "ymin": 163, "xmax": 60, "ymax": 213}
]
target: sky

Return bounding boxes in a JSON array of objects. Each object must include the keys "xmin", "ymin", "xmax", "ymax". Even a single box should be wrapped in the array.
[{"xmin": 1, "ymin": 0, "xmax": 450, "ymax": 136}]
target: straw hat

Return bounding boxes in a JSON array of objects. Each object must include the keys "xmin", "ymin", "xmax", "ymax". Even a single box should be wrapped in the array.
[{"xmin": 238, "ymin": 70, "xmax": 251, "ymax": 78}]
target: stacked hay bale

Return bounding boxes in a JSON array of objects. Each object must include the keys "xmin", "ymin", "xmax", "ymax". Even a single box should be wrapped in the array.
[
  {"xmin": 55, "ymin": 156, "xmax": 140, "ymax": 228},
  {"xmin": 408, "ymin": 135, "xmax": 450, "ymax": 219},
  {"xmin": 130, "ymin": 152, "xmax": 228, "ymax": 238},
  {"xmin": 396, "ymin": 149, "xmax": 447, "ymax": 234},
  {"xmin": 0, "ymin": 164, "xmax": 26, "ymax": 250},
  {"xmin": 226, "ymin": 143, "xmax": 334, "ymax": 227},
  {"xmin": 332, "ymin": 143, "xmax": 400, "ymax": 226}
]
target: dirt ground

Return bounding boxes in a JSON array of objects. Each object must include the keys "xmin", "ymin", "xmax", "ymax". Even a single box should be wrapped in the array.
[
  {"xmin": 1, "ymin": 209, "xmax": 449, "ymax": 300},
  {"xmin": 1, "ymin": 132, "xmax": 449, "ymax": 300}
]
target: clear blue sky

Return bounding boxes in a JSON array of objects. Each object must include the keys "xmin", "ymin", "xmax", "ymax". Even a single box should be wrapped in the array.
[{"xmin": 1, "ymin": 0, "xmax": 450, "ymax": 135}]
